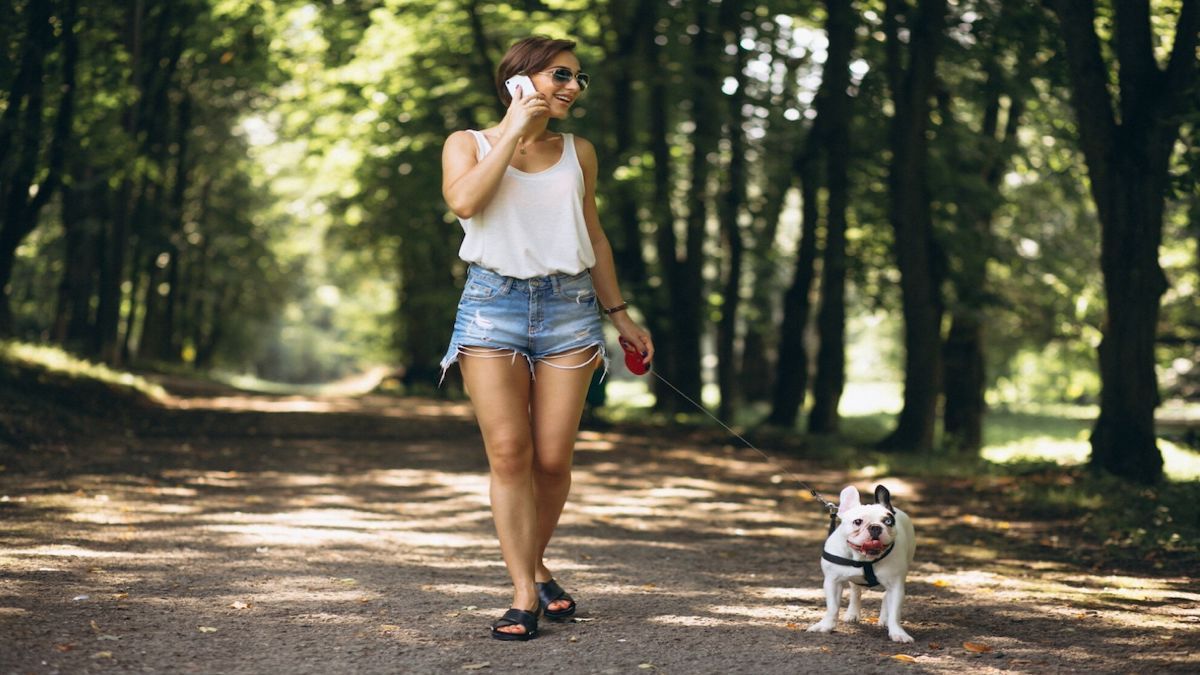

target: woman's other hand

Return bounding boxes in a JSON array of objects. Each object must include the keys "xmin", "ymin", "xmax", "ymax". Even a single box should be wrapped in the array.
[{"xmin": 612, "ymin": 313, "xmax": 653, "ymax": 367}]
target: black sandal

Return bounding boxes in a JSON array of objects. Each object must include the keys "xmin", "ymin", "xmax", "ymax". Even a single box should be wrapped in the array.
[
  {"xmin": 536, "ymin": 579, "xmax": 576, "ymax": 621},
  {"xmin": 490, "ymin": 608, "xmax": 539, "ymax": 641}
]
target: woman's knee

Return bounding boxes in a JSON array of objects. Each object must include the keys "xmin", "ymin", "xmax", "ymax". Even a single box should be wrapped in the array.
[
  {"xmin": 486, "ymin": 436, "xmax": 534, "ymax": 478},
  {"xmin": 532, "ymin": 449, "xmax": 573, "ymax": 480}
]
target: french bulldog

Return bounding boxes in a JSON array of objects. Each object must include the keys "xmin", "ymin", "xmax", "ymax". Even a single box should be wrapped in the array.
[{"xmin": 807, "ymin": 484, "xmax": 916, "ymax": 643}]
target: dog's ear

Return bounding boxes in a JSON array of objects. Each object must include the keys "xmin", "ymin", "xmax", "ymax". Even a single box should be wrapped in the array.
[
  {"xmin": 837, "ymin": 485, "xmax": 860, "ymax": 516},
  {"xmin": 874, "ymin": 485, "xmax": 895, "ymax": 514}
]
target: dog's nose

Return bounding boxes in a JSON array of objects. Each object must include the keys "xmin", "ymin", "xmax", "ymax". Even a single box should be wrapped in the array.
[{"xmin": 868, "ymin": 524, "xmax": 883, "ymax": 538}]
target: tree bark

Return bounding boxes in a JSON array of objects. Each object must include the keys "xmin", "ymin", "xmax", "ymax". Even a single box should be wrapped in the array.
[
  {"xmin": 716, "ymin": 0, "xmax": 747, "ymax": 422},
  {"xmin": 809, "ymin": 0, "xmax": 857, "ymax": 434},
  {"xmin": 674, "ymin": 1, "xmax": 719, "ymax": 409},
  {"xmin": 648, "ymin": 14, "xmax": 680, "ymax": 410},
  {"xmin": 0, "ymin": 0, "xmax": 56, "ymax": 335},
  {"xmin": 876, "ymin": 0, "xmax": 948, "ymax": 452},
  {"xmin": 740, "ymin": 54, "xmax": 801, "ymax": 403},
  {"xmin": 1046, "ymin": 0, "xmax": 1198, "ymax": 483},
  {"xmin": 942, "ymin": 37, "xmax": 1028, "ymax": 453}
]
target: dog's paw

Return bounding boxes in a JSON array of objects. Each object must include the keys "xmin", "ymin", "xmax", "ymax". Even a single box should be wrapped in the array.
[
  {"xmin": 807, "ymin": 621, "xmax": 835, "ymax": 633},
  {"xmin": 889, "ymin": 629, "xmax": 914, "ymax": 643},
  {"xmin": 844, "ymin": 611, "xmax": 860, "ymax": 623}
]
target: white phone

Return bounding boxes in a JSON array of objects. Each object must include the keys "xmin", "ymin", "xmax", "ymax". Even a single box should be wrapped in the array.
[{"xmin": 504, "ymin": 74, "xmax": 535, "ymax": 99}]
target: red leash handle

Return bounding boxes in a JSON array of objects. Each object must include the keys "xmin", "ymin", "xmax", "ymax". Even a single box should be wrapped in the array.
[{"xmin": 618, "ymin": 336, "xmax": 650, "ymax": 376}]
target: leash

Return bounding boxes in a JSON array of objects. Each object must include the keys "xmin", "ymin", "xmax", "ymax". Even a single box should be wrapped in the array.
[{"xmin": 618, "ymin": 337, "xmax": 841, "ymax": 535}]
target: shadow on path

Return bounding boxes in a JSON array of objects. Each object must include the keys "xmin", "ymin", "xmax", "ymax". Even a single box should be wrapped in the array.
[{"xmin": 1, "ymin": 389, "xmax": 1196, "ymax": 673}]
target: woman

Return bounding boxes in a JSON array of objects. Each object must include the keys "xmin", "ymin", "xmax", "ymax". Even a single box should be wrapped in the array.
[{"xmin": 439, "ymin": 36, "xmax": 654, "ymax": 641}]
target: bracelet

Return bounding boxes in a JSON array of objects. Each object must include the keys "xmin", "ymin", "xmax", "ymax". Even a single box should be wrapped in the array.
[{"xmin": 603, "ymin": 302, "xmax": 628, "ymax": 315}]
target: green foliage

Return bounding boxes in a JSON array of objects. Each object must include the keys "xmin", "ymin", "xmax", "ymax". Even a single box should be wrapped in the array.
[
  {"xmin": 0, "ymin": 339, "xmax": 165, "ymax": 400},
  {"xmin": 1, "ymin": 1, "xmax": 1196, "ymax": 440}
]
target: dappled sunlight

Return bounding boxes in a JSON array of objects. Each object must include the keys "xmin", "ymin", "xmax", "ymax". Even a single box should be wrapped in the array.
[
  {"xmin": 1, "ymin": 394, "xmax": 1196, "ymax": 673},
  {"xmin": 164, "ymin": 392, "xmax": 475, "ymax": 420}
]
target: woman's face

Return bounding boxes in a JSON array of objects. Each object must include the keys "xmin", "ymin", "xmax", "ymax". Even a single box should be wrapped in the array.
[{"xmin": 531, "ymin": 51, "xmax": 585, "ymax": 119}]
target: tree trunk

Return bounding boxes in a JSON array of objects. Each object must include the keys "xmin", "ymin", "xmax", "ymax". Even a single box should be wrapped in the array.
[
  {"xmin": 942, "ymin": 42, "xmax": 1027, "ymax": 453},
  {"xmin": 97, "ymin": 0, "xmax": 146, "ymax": 362},
  {"xmin": 876, "ymin": 0, "xmax": 948, "ymax": 452},
  {"xmin": 1046, "ymin": 0, "xmax": 1198, "ymax": 483},
  {"xmin": 716, "ymin": 0, "xmax": 747, "ymax": 422},
  {"xmin": 647, "ymin": 18, "xmax": 679, "ymax": 410},
  {"xmin": 0, "ymin": 0, "xmax": 55, "ymax": 335},
  {"xmin": 766, "ymin": 150, "xmax": 820, "ymax": 428},
  {"xmin": 674, "ymin": 1, "xmax": 719, "ymax": 409},
  {"xmin": 809, "ymin": 0, "xmax": 857, "ymax": 434},
  {"xmin": 740, "ymin": 54, "xmax": 801, "ymax": 403}
]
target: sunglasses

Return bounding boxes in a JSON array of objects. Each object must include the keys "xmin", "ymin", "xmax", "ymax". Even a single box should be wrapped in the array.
[{"xmin": 539, "ymin": 67, "xmax": 590, "ymax": 91}]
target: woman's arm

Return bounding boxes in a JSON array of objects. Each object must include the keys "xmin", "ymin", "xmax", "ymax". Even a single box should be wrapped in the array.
[
  {"xmin": 441, "ymin": 87, "xmax": 548, "ymax": 219},
  {"xmin": 576, "ymin": 136, "xmax": 655, "ymax": 365}
]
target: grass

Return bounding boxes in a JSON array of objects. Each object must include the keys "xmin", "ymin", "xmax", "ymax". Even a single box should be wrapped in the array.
[
  {"xmin": 602, "ymin": 378, "xmax": 1200, "ymax": 481},
  {"xmin": 599, "ymin": 378, "xmax": 1200, "ymax": 571},
  {"xmin": 0, "ymin": 340, "xmax": 166, "ymax": 400}
]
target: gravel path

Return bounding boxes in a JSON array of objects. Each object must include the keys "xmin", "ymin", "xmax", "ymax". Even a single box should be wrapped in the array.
[{"xmin": 1, "ymin": 389, "xmax": 1196, "ymax": 673}]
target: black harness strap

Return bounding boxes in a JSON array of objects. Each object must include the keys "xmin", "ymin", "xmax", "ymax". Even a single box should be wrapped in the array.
[{"xmin": 822, "ymin": 543, "xmax": 895, "ymax": 588}]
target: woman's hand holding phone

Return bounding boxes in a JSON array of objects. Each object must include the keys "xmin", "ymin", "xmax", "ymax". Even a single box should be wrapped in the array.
[{"xmin": 502, "ymin": 75, "xmax": 547, "ymax": 139}]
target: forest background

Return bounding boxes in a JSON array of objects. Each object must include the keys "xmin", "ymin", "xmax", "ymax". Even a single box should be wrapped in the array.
[{"xmin": 1, "ymin": 0, "xmax": 1198, "ymax": 487}]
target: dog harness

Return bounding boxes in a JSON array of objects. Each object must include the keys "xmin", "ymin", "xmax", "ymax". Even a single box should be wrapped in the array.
[{"xmin": 822, "ymin": 543, "xmax": 895, "ymax": 588}]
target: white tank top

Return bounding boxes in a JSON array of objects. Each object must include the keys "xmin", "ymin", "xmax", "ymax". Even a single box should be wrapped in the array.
[{"xmin": 456, "ymin": 130, "xmax": 596, "ymax": 279}]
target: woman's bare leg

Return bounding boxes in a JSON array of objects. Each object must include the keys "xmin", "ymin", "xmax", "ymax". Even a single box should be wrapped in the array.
[
  {"xmin": 529, "ymin": 347, "xmax": 599, "ymax": 611},
  {"xmin": 460, "ymin": 351, "xmax": 537, "ymax": 634}
]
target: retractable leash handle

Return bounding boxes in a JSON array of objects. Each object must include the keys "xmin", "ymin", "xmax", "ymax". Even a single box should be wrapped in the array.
[
  {"xmin": 618, "ymin": 336, "xmax": 650, "ymax": 375},
  {"xmin": 618, "ymin": 334, "xmax": 838, "ymax": 529}
]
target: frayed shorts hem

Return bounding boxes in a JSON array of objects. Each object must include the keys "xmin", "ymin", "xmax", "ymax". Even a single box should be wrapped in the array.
[{"xmin": 438, "ymin": 342, "xmax": 609, "ymax": 386}]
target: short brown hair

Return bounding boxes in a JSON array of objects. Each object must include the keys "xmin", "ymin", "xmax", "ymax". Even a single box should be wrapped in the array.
[{"xmin": 496, "ymin": 36, "xmax": 577, "ymax": 106}]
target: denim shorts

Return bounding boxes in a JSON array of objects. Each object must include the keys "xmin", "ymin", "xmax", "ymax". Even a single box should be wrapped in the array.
[{"xmin": 440, "ymin": 265, "xmax": 608, "ymax": 382}]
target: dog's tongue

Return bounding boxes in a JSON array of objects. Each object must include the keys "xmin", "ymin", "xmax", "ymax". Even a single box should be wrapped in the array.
[{"xmin": 861, "ymin": 540, "xmax": 885, "ymax": 555}]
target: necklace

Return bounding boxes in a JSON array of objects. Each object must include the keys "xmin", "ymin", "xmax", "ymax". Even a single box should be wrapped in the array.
[{"xmin": 518, "ymin": 134, "xmax": 555, "ymax": 155}]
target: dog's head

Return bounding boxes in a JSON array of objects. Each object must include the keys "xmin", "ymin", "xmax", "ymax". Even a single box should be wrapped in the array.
[{"xmin": 835, "ymin": 485, "xmax": 899, "ymax": 558}]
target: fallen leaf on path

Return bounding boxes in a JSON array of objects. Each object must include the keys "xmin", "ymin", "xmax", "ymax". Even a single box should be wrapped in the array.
[
  {"xmin": 379, "ymin": 625, "xmax": 401, "ymax": 631},
  {"xmin": 963, "ymin": 642, "xmax": 993, "ymax": 653},
  {"xmin": 461, "ymin": 663, "xmax": 490, "ymax": 670},
  {"xmin": 91, "ymin": 651, "xmax": 113, "ymax": 659},
  {"xmin": 568, "ymin": 636, "xmax": 578, "ymax": 643},
  {"xmin": 198, "ymin": 626, "xmax": 218, "ymax": 633},
  {"xmin": 642, "ymin": 583, "xmax": 657, "ymax": 589},
  {"xmin": 638, "ymin": 664, "xmax": 655, "ymax": 670},
  {"xmin": 54, "ymin": 643, "xmax": 75, "ymax": 652},
  {"xmin": 928, "ymin": 643, "xmax": 942, "ymax": 650},
  {"xmin": 113, "ymin": 593, "xmax": 128, "ymax": 600},
  {"xmin": 932, "ymin": 579, "xmax": 950, "ymax": 588},
  {"xmin": 819, "ymin": 647, "xmax": 831, "ymax": 653},
  {"xmin": 892, "ymin": 654, "xmax": 917, "ymax": 663},
  {"xmin": 90, "ymin": 620, "xmax": 102, "ymax": 633},
  {"xmin": 229, "ymin": 601, "xmax": 250, "ymax": 610},
  {"xmin": 338, "ymin": 578, "xmax": 357, "ymax": 585}
]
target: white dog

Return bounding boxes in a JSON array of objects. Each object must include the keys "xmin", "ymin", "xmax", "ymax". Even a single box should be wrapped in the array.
[{"xmin": 807, "ymin": 485, "xmax": 916, "ymax": 643}]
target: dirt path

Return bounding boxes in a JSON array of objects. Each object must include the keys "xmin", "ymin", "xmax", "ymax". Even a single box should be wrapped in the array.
[{"xmin": 1, "ymin": 387, "xmax": 1196, "ymax": 673}]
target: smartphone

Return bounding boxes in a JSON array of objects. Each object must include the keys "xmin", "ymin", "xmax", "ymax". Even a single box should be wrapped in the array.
[{"xmin": 504, "ymin": 74, "xmax": 535, "ymax": 99}]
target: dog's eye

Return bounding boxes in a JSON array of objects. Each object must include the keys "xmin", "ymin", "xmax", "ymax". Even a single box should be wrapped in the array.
[
  {"xmin": 884, "ymin": 516, "xmax": 894, "ymax": 527},
  {"xmin": 853, "ymin": 519, "xmax": 863, "ymax": 526}
]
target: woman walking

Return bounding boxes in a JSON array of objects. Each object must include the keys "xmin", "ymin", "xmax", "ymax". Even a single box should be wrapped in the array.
[{"xmin": 439, "ymin": 36, "xmax": 653, "ymax": 641}]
